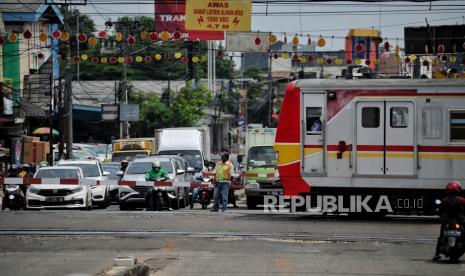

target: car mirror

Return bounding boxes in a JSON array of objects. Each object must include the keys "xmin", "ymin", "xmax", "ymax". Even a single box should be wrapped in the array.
[
  {"xmin": 186, "ymin": 167, "xmax": 196, "ymax": 174},
  {"xmin": 176, "ymin": 169, "xmax": 185, "ymax": 175},
  {"xmin": 116, "ymin": 171, "xmax": 124, "ymax": 176}
]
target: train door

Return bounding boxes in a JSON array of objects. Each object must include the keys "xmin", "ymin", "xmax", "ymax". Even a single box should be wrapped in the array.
[
  {"xmin": 302, "ymin": 93, "xmax": 325, "ymax": 175},
  {"xmin": 355, "ymin": 101, "xmax": 385, "ymax": 176},
  {"xmin": 355, "ymin": 100, "xmax": 415, "ymax": 176},
  {"xmin": 385, "ymin": 101, "xmax": 415, "ymax": 176}
]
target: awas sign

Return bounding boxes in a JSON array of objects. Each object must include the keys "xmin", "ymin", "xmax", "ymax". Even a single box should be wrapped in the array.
[
  {"xmin": 155, "ymin": 0, "xmax": 224, "ymax": 40},
  {"xmin": 185, "ymin": 0, "xmax": 252, "ymax": 32}
]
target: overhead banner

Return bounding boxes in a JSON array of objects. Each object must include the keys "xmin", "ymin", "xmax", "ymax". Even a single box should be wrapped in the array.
[
  {"xmin": 185, "ymin": 0, "xmax": 252, "ymax": 32},
  {"xmin": 155, "ymin": 0, "xmax": 224, "ymax": 41}
]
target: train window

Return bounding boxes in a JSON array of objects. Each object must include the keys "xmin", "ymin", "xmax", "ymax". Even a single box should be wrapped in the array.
[
  {"xmin": 306, "ymin": 107, "xmax": 322, "ymax": 134},
  {"xmin": 450, "ymin": 111, "xmax": 465, "ymax": 142},
  {"xmin": 422, "ymin": 107, "xmax": 442, "ymax": 139},
  {"xmin": 390, "ymin": 107, "xmax": 408, "ymax": 128},
  {"xmin": 362, "ymin": 107, "xmax": 380, "ymax": 128}
]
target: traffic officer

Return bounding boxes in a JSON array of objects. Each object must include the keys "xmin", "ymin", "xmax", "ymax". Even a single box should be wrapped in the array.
[{"xmin": 211, "ymin": 152, "xmax": 234, "ymax": 212}]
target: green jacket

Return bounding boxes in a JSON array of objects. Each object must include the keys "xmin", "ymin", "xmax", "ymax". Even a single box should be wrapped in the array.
[{"xmin": 145, "ymin": 168, "xmax": 168, "ymax": 181}]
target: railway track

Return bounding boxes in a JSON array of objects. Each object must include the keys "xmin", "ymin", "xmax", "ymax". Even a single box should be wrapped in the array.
[{"xmin": 0, "ymin": 228, "xmax": 435, "ymax": 244}]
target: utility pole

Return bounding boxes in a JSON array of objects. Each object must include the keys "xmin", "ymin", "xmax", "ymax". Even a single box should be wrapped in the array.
[
  {"xmin": 76, "ymin": 10, "xmax": 80, "ymax": 81},
  {"xmin": 58, "ymin": 78, "xmax": 64, "ymax": 160},
  {"xmin": 120, "ymin": 45, "xmax": 128, "ymax": 139},
  {"xmin": 48, "ymin": 75, "xmax": 54, "ymax": 165},
  {"xmin": 63, "ymin": 5, "xmax": 73, "ymax": 159},
  {"xmin": 267, "ymin": 52, "xmax": 273, "ymax": 127}
]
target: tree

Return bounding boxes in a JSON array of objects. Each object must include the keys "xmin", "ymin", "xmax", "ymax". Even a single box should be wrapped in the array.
[
  {"xmin": 129, "ymin": 92, "xmax": 173, "ymax": 136},
  {"xmin": 171, "ymin": 84, "xmax": 212, "ymax": 127},
  {"xmin": 129, "ymin": 84, "xmax": 212, "ymax": 136}
]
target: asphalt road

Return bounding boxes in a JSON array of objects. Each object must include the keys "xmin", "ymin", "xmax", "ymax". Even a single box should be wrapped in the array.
[{"xmin": 0, "ymin": 203, "xmax": 464, "ymax": 276}]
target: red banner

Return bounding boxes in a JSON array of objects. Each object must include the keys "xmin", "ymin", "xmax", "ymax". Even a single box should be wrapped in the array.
[{"xmin": 154, "ymin": 0, "xmax": 224, "ymax": 41}]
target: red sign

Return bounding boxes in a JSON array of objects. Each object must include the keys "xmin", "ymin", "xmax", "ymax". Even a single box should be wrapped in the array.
[{"xmin": 154, "ymin": 0, "xmax": 224, "ymax": 41}]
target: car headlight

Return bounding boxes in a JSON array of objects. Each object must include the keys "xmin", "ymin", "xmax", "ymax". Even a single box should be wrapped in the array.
[
  {"xmin": 72, "ymin": 186, "xmax": 83, "ymax": 193},
  {"xmin": 28, "ymin": 187, "xmax": 40, "ymax": 194}
]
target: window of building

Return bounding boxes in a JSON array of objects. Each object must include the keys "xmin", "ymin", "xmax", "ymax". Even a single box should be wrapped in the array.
[
  {"xmin": 450, "ymin": 111, "xmax": 465, "ymax": 142},
  {"xmin": 390, "ymin": 107, "xmax": 408, "ymax": 128},
  {"xmin": 306, "ymin": 107, "xmax": 322, "ymax": 134},
  {"xmin": 362, "ymin": 107, "xmax": 380, "ymax": 128}
]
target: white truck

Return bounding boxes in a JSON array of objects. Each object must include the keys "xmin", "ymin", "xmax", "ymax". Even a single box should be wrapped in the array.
[
  {"xmin": 244, "ymin": 128, "xmax": 282, "ymax": 209},
  {"xmin": 155, "ymin": 127, "xmax": 211, "ymax": 173}
]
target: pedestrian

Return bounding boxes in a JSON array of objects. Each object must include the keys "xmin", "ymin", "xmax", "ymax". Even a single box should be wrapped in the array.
[{"xmin": 211, "ymin": 152, "xmax": 234, "ymax": 212}]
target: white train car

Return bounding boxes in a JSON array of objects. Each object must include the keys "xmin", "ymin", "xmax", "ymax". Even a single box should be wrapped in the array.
[{"xmin": 274, "ymin": 79, "xmax": 465, "ymax": 214}]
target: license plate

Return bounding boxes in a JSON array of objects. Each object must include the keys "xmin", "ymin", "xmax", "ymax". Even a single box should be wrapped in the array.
[
  {"xmin": 46, "ymin": 197, "xmax": 64, "ymax": 203},
  {"xmin": 445, "ymin": 230, "xmax": 461, "ymax": 237}
]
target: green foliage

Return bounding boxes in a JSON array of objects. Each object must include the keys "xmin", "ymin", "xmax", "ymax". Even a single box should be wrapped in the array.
[
  {"xmin": 129, "ymin": 84, "xmax": 212, "ymax": 134},
  {"xmin": 129, "ymin": 92, "xmax": 173, "ymax": 130},
  {"xmin": 171, "ymin": 84, "xmax": 212, "ymax": 126}
]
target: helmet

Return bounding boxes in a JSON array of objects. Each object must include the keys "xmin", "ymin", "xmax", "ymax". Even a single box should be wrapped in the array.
[
  {"xmin": 152, "ymin": 161, "xmax": 161, "ymax": 168},
  {"xmin": 121, "ymin": 159, "xmax": 129, "ymax": 165},
  {"xmin": 39, "ymin": 160, "xmax": 49, "ymax": 167},
  {"xmin": 10, "ymin": 164, "xmax": 18, "ymax": 170},
  {"xmin": 446, "ymin": 181, "xmax": 462, "ymax": 194},
  {"xmin": 220, "ymin": 152, "xmax": 230, "ymax": 160}
]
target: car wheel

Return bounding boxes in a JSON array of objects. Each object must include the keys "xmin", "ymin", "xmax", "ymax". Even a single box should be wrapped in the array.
[
  {"xmin": 246, "ymin": 196, "xmax": 258, "ymax": 210},
  {"xmin": 179, "ymin": 195, "xmax": 186, "ymax": 208},
  {"xmin": 171, "ymin": 198, "xmax": 180, "ymax": 210},
  {"xmin": 120, "ymin": 203, "xmax": 128, "ymax": 211}
]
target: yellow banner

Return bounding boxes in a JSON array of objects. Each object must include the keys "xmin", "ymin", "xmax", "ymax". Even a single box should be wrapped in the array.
[{"xmin": 185, "ymin": 0, "xmax": 252, "ymax": 32}]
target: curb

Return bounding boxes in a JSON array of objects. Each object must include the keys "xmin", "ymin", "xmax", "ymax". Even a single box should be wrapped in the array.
[{"xmin": 98, "ymin": 257, "xmax": 150, "ymax": 276}]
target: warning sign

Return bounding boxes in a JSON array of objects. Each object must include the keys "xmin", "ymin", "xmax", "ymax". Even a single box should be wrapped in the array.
[{"xmin": 185, "ymin": 0, "xmax": 252, "ymax": 32}]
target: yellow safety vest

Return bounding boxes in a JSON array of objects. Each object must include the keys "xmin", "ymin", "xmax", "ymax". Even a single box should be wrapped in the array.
[{"xmin": 215, "ymin": 162, "xmax": 231, "ymax": 181}]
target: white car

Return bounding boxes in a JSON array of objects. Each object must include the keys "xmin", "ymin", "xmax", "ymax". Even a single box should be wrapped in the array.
[
  {"xmin": 26, "ymin": 166, "xmax": 92, "ymax": 210},
  {"xmin": 57, "ymin": 160, "xmax": 111, "ymax": 208}
]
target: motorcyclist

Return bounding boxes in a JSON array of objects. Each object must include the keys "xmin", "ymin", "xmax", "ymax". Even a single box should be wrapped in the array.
[
  {"xmin": 120, "ymin": 159, "xmax": 129, "ymax": 173},
  {"xmin": 145, "ymin": 161, "xmax": 168, "ymax": 181},
  {"xmin": 18, "ymin": 165, "xmax": 27, "ymax": 178},
  {"xmin": 144, "ymin": 161, "xmax": 169, "ymax": 210},
  {"xmin": 4, "ymin": 164, "xmax": 26, "ymax": 209},
  {"xmin": 190, "ymin": 161, "xmax": 215, "ymax": 209},
  {"xmin": 433, "ymin": 181, "xmax": 465, "ymax": 261},
  {"xmin": 7, "ymin": 164, "xmax": 19, "ymax": 177}
]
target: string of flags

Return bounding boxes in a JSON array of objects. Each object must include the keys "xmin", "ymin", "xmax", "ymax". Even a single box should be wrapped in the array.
[{"xmin": 1, "ymin": 29, "xmax": 464, "ymax": 66}]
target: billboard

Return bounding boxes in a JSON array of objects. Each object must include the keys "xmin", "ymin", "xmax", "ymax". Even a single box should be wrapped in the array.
[
  {"xmin": 119, "ymin": 104, "xmax": 140, "ymax": 122},
  {"xmin": 155, "ymin": 0, "xmax": 224, "ymax": 41},
  {"xmin": 185, "ymin": 0, "xmax": 252, "ymax": 32}
]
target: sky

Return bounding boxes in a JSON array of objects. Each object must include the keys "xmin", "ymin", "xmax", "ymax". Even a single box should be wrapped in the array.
[{"xmin": 77, "ymin": 0, "xmax": 465, "ymax": 50}]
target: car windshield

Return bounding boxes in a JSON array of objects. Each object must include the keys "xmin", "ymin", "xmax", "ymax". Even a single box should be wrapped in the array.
[
  {"xmin": 81, "ymin": 145, "xmax": 105, "ymax": 155},
  {"xmin": 158, "ymin": 150, "xmax": 203, "ymax": 172},
  {"xmin": 126, "ymin": 161, "xmax": 173, "ymax": 174},
  {"xmin": 111, "ymin": 151, "xmax": 148, "ymax": 162},
  {"xmin": 35, "ymin": 169, "xmax": 80, "ymax": 178},
  {"xmin": 102, "ymin": 164, "xmax": 120, "ymax": 180},
  {"xmin": 247, "ymin": 146, "xmax": 278, "ymax": 167},
  {"xmin": 72, "ymin": 150, "xmax": 94, "ymax": 160},
  {"xmin": 58, "ymin": 163, "xmax": 100, "ymax": 177}
]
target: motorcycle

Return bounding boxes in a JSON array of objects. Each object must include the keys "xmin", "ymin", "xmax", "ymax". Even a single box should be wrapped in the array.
[
  {"xmin": 192, "ymin": 176, "xmax": 214, "ymax": 209},
  {"xmin": 2, "ymin": 184, "xmax": 24, "ymax": 210},
  {"xmin": 438, "ymin": 222, "xmax": 465, "ymax": 262},
  {"xmin": 147, "ymin": 178, "xmax": 174, "ymax": 211}
]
